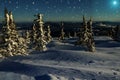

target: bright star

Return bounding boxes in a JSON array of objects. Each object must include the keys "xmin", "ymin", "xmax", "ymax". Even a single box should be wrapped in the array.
[
  {"xmin": 113, "ymin": 1, "xmax": 117, "ymax": 5},
  {"xmin": 32, "ymin": 1, "xmax": 35, "ymax": 5}
]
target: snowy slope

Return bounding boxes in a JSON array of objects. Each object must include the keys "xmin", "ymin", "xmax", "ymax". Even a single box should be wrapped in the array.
[{"xmin": 0, "ymin": 36, "xmax": 120, "ymax": 80}]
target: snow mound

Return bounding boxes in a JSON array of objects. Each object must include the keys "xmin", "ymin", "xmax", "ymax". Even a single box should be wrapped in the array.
[
  {"xmin": 0, "ymin": 72, "xmax": 34, "ymax": 80},
  {"xmin": 35, "ymin": 74, "xmax": 81, "ymax": 80}
]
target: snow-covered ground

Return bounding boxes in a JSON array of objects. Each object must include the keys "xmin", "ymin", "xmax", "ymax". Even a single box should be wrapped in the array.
[{"xmin": 0, "ymin": 36, "xmax": 120, "ymax": 80}]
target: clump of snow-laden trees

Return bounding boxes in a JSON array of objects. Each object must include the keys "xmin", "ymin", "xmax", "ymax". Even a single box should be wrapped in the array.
[
  {"xmin": 0, "ymin": 8, "xmax": 28, "ymax": 57},
  {"xmin": 76, "ymin": 16, "xmax": 96, "ymax": 52},
  {"xmin": 0, "ymin": 8, "xmax": 97, "ymax": 58}
]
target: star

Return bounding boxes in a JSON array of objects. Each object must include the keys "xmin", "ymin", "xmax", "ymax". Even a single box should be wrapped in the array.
[
  {"xmin": 78, "ymin": 0, "xmax": 81, "ymax": 2},
  {"xmin": 0, "ymin": 0, "xmax": 119, "ymax": 22},
  {"xmin": 113, "ymin": 1, "xmax": 117, "ymax": 5},
  {"xmin": 32, "ymin": 1, "xmax": 35, "ymax": 5},
  {"xmin": 16, "ymin": 6, "xmax": 19, "ymax": 9}
]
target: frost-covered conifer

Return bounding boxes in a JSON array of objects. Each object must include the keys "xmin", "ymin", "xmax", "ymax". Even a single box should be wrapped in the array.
[
  {"xmin": 76, "ymin": 15, "xmax": 88, "ymax": 45},
  {"xmin": 25, "ymin": 30, "xmax": 30, "ymax": 45},
  {"xmin": 74, "ymin": 32, "xmax": 77, "ymax": 38},
  {"xmin": 32, "ymin": 14, "xmax": 47, "ymax": 51},
  {"xmin": 87, "ymin": 18, "xmax": 96, "ymax": 52},
  {"xmin": 59, "ymin": 22, "xmax": 65, "ymax": 41},
  {"xmin": 46, "ymin": 25, "xmax": 52, "ymax": 43}
]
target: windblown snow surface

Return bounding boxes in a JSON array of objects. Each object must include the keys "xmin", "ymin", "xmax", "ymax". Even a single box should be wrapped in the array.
[{"xmin": 0, "ymin": 36, "xmax": 120, "ymax": 80}]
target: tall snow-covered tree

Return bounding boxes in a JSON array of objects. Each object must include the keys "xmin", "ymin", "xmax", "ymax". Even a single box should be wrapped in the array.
[
  {"xmin": 59, "ymin": 22, "xmax": 65, "ymax": 40},
  {"xmin": 32, "ymin": 14, "xmax": 47, "ymax": 51},
  {"xmin": 25, "ymin": 30, "xmax": 30, "ymax": 46},
  {"xmin": 87, "ymin": 18, "xmax": 96, "ymax": 52},
  {"xmin": 76, "ymin": 15, "xmax": 88, "ymax": 45},
  {"xmin": 46, "ymin": 25, "xmax": 52, "ymax": 43},
  {"xmin": 59, "ymin": 27, "xmax": 65, "ymax": 40},
  {"xmin": 31, "ymin": 24, "xmax": 37, "ymax": 44}
]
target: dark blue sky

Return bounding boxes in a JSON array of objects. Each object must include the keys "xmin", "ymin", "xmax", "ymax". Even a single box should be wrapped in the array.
[{"xmin": 0, "ymin": 0, "xmax": 120, "ymax": 22}]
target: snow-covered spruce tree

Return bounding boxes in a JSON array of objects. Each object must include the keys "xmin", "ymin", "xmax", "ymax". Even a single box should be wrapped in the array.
[
  {"xmin": 25, "ymin": 30, "xmax": 30, "ymax": 46},
  {"xmin": 9, "ymin": 11, "xmax": 28, "ymax": 55},
  {"xmin": 74, "ymin": 32, "xmax": 77, "ymax": 38},
  {"xmin": 59, "ymin": 27, "xmax": 65, "ymax": 40},
  {"xmin": 0, "ymin": 9, "xmax": 18, "ymax": 56},
  {"xmin": 46, "ymin": 25, "xmax": 52, "ymax": 43},
  {"xmin": 75, "ymin": 15, "xmax": 88, "ymax": 45},
  {"xmin": 87, "ymin": 18, "xmax": 96, "ymax": 52},
  {"xmin": 32, "ymin": 14, "xmax": 47, "ymax": 51},
  {"xmin": 0, "ymin": 8, "xmax": 27, "ymax": 57},
  {"xmin": 59, "ymin": 22, "xmax": 65, "ymax": 40},
  {"xmin": 31, "ymin": 24, "xmax": 37, "ymax": 44}
]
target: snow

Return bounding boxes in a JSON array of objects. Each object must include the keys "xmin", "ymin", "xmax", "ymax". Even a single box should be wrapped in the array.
[
  {"xmin": 0, "ymin": 72, "xmax": 34, "ymax": 80},
  {"xmin": 0, "ymin": 36, "xmax": 120, "ymax": 80}
]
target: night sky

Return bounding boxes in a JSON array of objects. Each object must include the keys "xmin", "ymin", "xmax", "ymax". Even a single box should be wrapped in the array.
[{"xmin": 0, "ymin": 0, "xmax": 120, "ymax": 22}]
